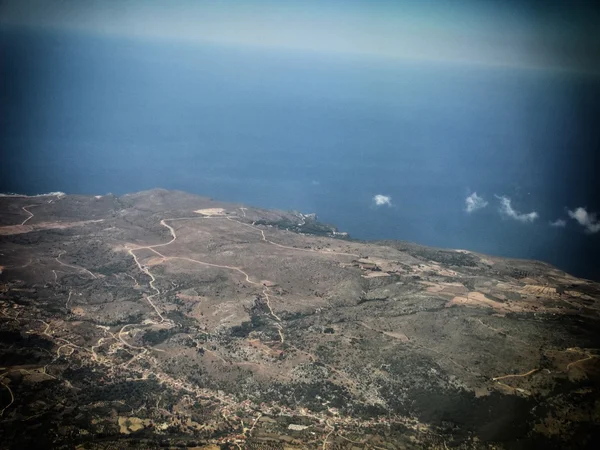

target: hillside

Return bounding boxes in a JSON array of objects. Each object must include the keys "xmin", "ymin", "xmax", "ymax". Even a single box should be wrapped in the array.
[{"xmin": 1, "ymin": 189, "xmax": 599, "ymax": 449}]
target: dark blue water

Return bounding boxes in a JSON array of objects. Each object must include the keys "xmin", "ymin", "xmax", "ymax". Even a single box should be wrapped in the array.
[{"xmin": 1, "ymin": 28, "xmax": 599, "ymax": 279}]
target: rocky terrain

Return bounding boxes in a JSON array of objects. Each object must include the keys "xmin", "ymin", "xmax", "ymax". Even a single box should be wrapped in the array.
[{"xmin": 0, "ymin": 189, "xmax": 599, "ymax": 449}]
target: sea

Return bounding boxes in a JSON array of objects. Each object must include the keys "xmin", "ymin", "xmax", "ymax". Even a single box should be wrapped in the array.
[{"xmin": 1, "ymin": 27, "xmax": 599, "ymax": 280}]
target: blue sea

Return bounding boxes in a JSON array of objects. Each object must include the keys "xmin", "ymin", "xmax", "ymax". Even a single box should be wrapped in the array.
[{"xmin": 1, "ymin": 28, "xmax": 599, "ymax": 280}]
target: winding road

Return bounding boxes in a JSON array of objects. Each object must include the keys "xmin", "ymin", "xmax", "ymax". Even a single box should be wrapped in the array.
[
  {"xmin": 124, "ymin": 211, "xmax": 358, "ymax": 347},
  {"xmin": 20, "ymin": 205, "xmax": 35, "ymax": 226}
]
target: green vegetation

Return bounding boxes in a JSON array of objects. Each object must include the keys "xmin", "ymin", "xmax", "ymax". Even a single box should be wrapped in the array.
[{"xmin": 142, "ymin": 328, "xmax": 179, "ymax": 345}]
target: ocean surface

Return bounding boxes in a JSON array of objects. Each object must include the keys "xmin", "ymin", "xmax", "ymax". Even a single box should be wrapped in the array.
[{"xmin": 1, "ymin": 28, "xmax": 599, "ymax": 280}]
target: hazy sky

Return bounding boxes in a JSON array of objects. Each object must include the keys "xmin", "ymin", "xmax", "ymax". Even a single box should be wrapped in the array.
[{"xmin": 1, "ymin": 0, "xmax": 599, "ymax": 72}]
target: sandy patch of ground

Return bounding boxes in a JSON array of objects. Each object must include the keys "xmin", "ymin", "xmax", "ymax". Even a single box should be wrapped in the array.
[
  {"xmin": 362, "ymin": 272, "xmax": 391, "ymax": 278},
  {"xmin": 446, "ymin": 292, "xmax": 511, "ymax": 312},
  {"xmin": 194, "ymin": 208, "xmax": 226, "ymax": 216},
  {"xmin": 145, "ymin": 256, "xmax": 166, "ymax": 266},
  {"xmin": 381, "ymin": 330, "xmax": 409, "ymax": 341},
  {"xmin": 421, "ymin": 281, "xmax": 467, "ymax": 297},
  {"xmin": 188, "ymin": 298, "xmax": 249, "ymax": 329},
  {"xmin": 413, "ymin": 262, "xmax": 459, "ymax": 277},
  {"xmin": 118, "ymin": 416, "xmax": 151, "ymax": 434},
  {"xmin": 71, "ymin": 307, "xmax": 86, "ymax": 317},
  {"xmin": 446, "ymin": 290, "xmax": 568, "ymax": 314},
  {"xmin": 422, "ymin": 282, "xmax": 446, "ymax": 293},
  {"xmin": 522, "ymin": 284, "xmax": 559, "ymax": 298}
]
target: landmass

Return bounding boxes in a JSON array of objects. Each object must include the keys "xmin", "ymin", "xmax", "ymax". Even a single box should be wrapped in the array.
[{"xmin": 0, "ymin": 189, "xmax": 599, "ymax": 449}]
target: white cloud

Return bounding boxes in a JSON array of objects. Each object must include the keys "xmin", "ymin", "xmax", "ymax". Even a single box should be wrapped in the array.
[
  {"xmin": 549, "ymin": 219, "xmax": 566, "ymax": 228},
  {"xmin": 568, "ymin": 207, "xmax": 600, "ymax": 234},
  {"xmin": 373, "ymin": 194, "xmax": 392, "ymax": 207},
  {"xmin": 496, "ymin": 195, "xmax": 538, "ymax": 223},
  {"xmin": 465, "ymin": 192, "xmax": 488, "ymax": 213}
]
